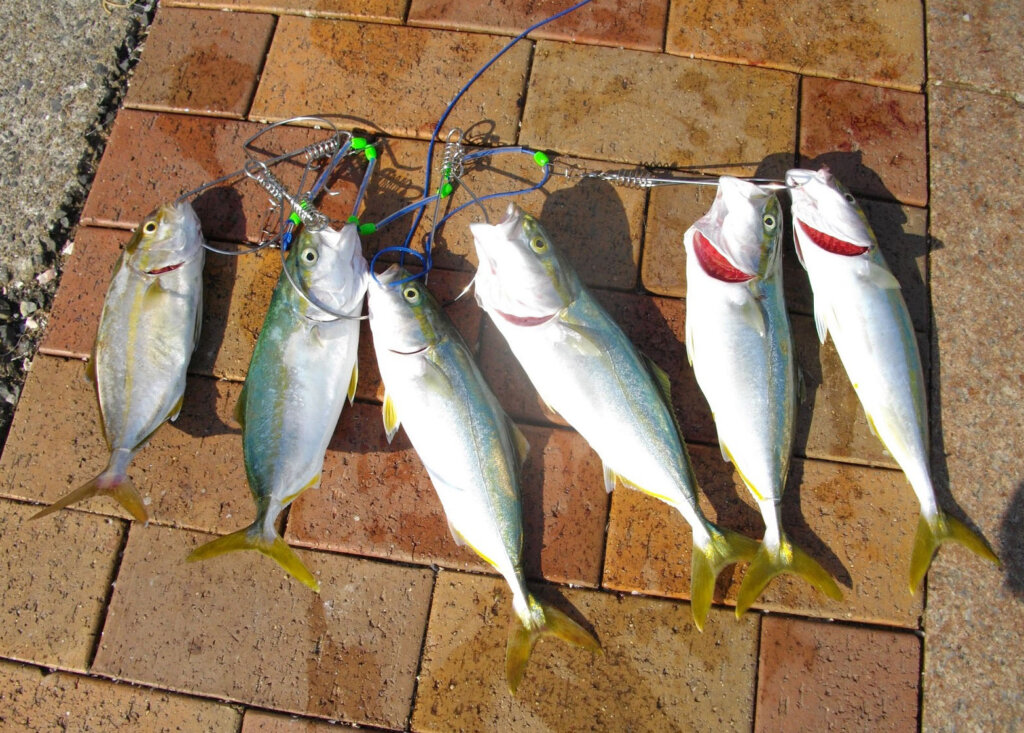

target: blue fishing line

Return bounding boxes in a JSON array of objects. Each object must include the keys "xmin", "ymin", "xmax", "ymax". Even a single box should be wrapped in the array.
[
  {"xmin": 436, "ymin": 162, "xmax": 551, "ymax": 229},
  {"xmin": 402, "ymin": 0, "xmax": 596, "ymax": 264}
]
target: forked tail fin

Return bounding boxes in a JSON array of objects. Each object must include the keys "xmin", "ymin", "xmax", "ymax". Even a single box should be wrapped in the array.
[
  {"xmin": 32, "ymin": 473, "xmax": 148, "ymax": 523},
  {"xmin": 735, "ymin": 533, "xmax": 842, "ymax": 617},
  {"xmin": 909, "ymin": 510, "xmax": 999, "ymax": 593},
  {"xmin": 505, "ymin": 596, "xmax": 601, "ymax": 694},
  {"xmin": 690, "ymin": 525, "xmax": 760, "ymax": 631},
  {"xmin": 187, "ymin": 525, "xmax": 320, "ymax": 592}
]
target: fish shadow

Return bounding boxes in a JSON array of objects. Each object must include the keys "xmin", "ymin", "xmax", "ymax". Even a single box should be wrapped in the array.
[{"xmin": 1000, "ymin": 482, "xmax": 1024, "ymax": 599}]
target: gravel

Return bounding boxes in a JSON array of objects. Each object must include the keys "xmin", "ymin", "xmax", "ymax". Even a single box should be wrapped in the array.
[{"xmin": 0, "ymin": 0, "xmax": 156, "ymax": 443}]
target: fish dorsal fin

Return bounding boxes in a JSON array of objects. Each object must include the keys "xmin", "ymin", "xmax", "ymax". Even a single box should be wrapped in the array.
[
  {"xmin": 382, "ymin": 390, "xmax": 400, "ymax": 443},
  {"xmin": 642, "ymin": 353, "xmax": 673, "ymax": 405},
  {"xmin": 347, "ymin": 363, "xmax": 358, "ymax": 405},
  {"xmin": 234, "ymin": 383, "xmax": 247, "ymax": 429},
  {"xmin": 859, "ymin": 259, "xmax": 902, "ymax": 290}
]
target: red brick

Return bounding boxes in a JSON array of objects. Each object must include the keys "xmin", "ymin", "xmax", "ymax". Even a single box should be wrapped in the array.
[
  {"xmin": 126, "ymin": 7, "xmax": 275, "ymax": 118},
  {"xmin": 800, "ymin": 78, "xmax": 928, "ymax": 206},
  {"xmin": 93, "ymin": 524, "xmax": 434, "ymax": 728},
  {"xmin": 756, "ymin": 617, "xmax": 920, "ymax": 731},
  {"xmin": 408, "ymin": 0, "xmax": 669, "ymax": 52},
  {"xmin": 412, "ymin": 571, "xmax": 759, "ymax": 730}
]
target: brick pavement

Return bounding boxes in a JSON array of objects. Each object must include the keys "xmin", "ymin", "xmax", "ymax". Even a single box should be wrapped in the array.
[{"xmin": 1, "ymin": 1, "xmax": 1012, "ymax": 729}]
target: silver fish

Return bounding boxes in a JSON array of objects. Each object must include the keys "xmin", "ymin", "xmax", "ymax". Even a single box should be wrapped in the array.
[
  {"xmin": 684, "ymin": 176, "xmax": 841, "ymax": 616},
  {"xmin": 34, "ymin": 202, "xmax": 205, "ymax": 522},
  {"xmin": 787, "ymin": 167, "xmax": 998, "ymax": 590},
  {"xmin": 188, "ymin": 224, "xmax": 367, "ymax": 591},
  {"xmin": 368, "ymin": 265, "xmax": 600, "ymax": 693},
  {"xmin": 470, "ymin": 204, "xmax": 758, "ymax": 630}
]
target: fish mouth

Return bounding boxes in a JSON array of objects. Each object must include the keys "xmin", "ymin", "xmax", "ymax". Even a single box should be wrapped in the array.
[
  {"xmin": 493, "ymin": 309, "xmax": 556, "ymax": 327},
  {"xmin": 796, "ymin": 220, "xmax": 869, "ymax": 257},
  {"xmin": 693, "ymin": 230, "xmax": 755, "ymax": 282},
  {"xmin": 145, "ymin": 261, "xmax": 185, "ymax": 275},
  {"xmin": 388, "ymin": 345, "xmax": 428, "ymax": 356}
]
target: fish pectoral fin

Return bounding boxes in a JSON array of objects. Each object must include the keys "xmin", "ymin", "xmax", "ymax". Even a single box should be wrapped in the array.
[
  {"xmin": 187, "ymin": 524, "xmax": 320, "ymax": 592},
  {"xmin": 32, "ymin": 472, "xmax": 148, "ymax": 523},
  {"xmin": 859, "ymin": 260, "xmax": 902, "ymax": 290},
  {"xmin": 448, "ymin": 521, "xmax": 468, "ymax": 547},
  {"xmin": 508, "ymin": 419, "xmax": 530, "ymax": 468},
  {"xmin": 602, "ymin": 464, "xmax": 617, "ymax": 494},
  {"xmin": 422, "ymin": 354, "xmax": 454, "ymax": 397},
  {"xmin": 684, "ymin": 314, "xmax": 695, "ymax": 367},
  {"xmin": 382, "ymin": 391, "xmax": 400, "ymax": 443},
  {"xmin": 559, "ymin": 320, "xmax": 602, "ymax": 357},
  {"xmin": 347, "ymin": 363, "xmax": 359, "ymax": 405},
  {"xmin": 735, "ymin": 534, "xmax": 842, "ymax": 618},
  {"xmin": 506, "ymin": 596, "xmax": 601, "ymax": 694},
  {"xmin": 641, "ymin": 353, "xmax": 673, "ymax": 404},
  {"xmin": 735, "ymin": 292, "xmax": 766, "ymax": 338},
  {"xmin": 165, "ymin": 393, "xmax": 185, "ymax": 423},
  {"xmin": 690, "ymin": 526, "xmax": 760, "ymax": 631},
  {"xmin": 813, "ymin": 300, "xmax": 830, "ymax": 344},
  {"xmin": 909, "ymin": 510, "xmax": 1000, "ymax": 593},
  {"xmin": 718, "ymin": 437, "xmax": 732, "ymax": 464}
]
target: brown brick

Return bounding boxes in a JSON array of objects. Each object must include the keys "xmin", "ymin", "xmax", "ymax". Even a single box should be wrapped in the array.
[
  {"xmin": 126, "ymin": 7, "xmax": 275, "ymax": 119},
  {"xmin": 520, "ymin": 41, "xmax": 797, "ymax": 172},
  {"xmin": 288, "ymin": 404, "xmax": 608, "ymax": 587},
  {"xmin": 93, "ymin": 524, "xmax": 433, "ymax": 727},
  {"xmin": 164, "ymin": 0, "xmax": 407, "ymax": 22},
  {"xmin": 412, "ymin": 570, "xmax": 759, "ymax": 731},
  {"xmin": 667, "ymin": 0, "xmax": 924, "ymax": 91},
  {"xmin": 81, "ymin": 110, "xmax": 363, "ymax": 242},
  {"xmin": 251, "ymin": 20, "xmax": 531, "ymax": 143},
  {"xmin": 408, "ymin": 0, "xmax": 669, "ymax": 52},
  {"xmin": 242, "ymin": 709, "xmax": 359, "ymax": 731},
  {"xmin": 800, "ymin": 79, "xmax": 927, "ymax": 206},
  {"xmin": 603, "ymin": 445, "xmax": 924, "ymax": 626},
  {"xmin": 0, "ymin": 500, "xmax": 124, "ymax": 671},
  {"xmin": 0, "ymin": 356, "xmax": 252, "ymax": 534},
  {"xmin": 0, "ymin": 659, "xmax": 242, "ymax": 731},
  {"xmin": 756, "ymin": 617, "xmax": 920, "ymax": 731}
]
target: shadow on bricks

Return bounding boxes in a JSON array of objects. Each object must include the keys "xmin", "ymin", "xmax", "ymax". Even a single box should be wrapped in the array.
[{"xmin": 1001, "ymin": 482, "xmax": 1024, "ymax": 600}]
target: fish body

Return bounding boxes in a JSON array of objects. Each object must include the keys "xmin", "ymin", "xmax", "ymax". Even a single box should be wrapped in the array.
[
  {"xmin": 188, "ymin": 224, "xmax": 367, "ymax": 591},
  {"xmin": 684, "ymin": 177, "xmax": 840, "ymax": 614},
  {"xmin": 786, "ymin": 167, "xmax": 998, "ymax": 589},
  {"xmin": 471, "ymin": 205, "xmax": 757, "ymax": 629},
  {"xmin": 34, "ymin": 202, "xmax": 206, "ymax": 522},
  {"xmin": 368, "ymin": 266, "xmax": 599, "ymax": 693}
]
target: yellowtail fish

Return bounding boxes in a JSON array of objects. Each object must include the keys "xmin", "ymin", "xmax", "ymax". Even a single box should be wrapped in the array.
[
  {"xmin": 786, "ymin": 167, "xmax": 999, "ymax": 590},
  {"xmin": 470, "ymin": 204, "xmax": 758, "ymax": 630},
  {"xmin": 368, "ymin": 266, "xmax": 600, "ymax": 693},
  {"xmin": 33, "ymin": 202, "xmax": 205, "ymax": 522},
  {"xmin": 684, "ymin": 177, "xmax": 841, "ymax": 616},
  {"xmin": 188, "ymin": 224, "xmax": 367, "ymax": 591}
]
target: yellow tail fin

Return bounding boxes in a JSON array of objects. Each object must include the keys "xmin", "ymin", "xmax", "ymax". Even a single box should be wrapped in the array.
[
  {"xmin": 909, "ymin": 511, "xmax": 999, "ymax": 593},
  {"xmin": 735, "ymin": 534, "xmax": 841, "ymax": 617},
  {"xmin": 187, "ymin": 526, "xmax": 320, "ymax": 592},
  {"xmin": 32, "ymin": 474, "xmax": 148, "ymax": 523},
  {"xmin": 690, "ymin": 526, "xmax": 760, "ymax": 631},
  {"xmin": 505, "ymin": 596, "xmax": 601, "ymax": 694}
]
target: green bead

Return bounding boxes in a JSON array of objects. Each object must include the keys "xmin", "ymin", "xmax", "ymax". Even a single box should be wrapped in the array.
[
  {"xmin": 351, "ymin": 137, "xmax": 368, "ymax": 150},
  {"xmin": 439, "ymin": 182, "xmax": 454, "ymax": 198},
  {"xmin": 533, "ymin": 150, "xmax": 550, "ymax": 167},
  {"xmin": 358, "ymin": 222, "xmax": 377, "ymax": 235},
  {"xmin": 347, "ymin": 215, "xmax": 359, "ymax": 223},
  {"xmin": 288, "ymin": 212, "xmax": 302, "ymax": 225},
  {"xmin": 365, "ymin": 146, "xmax": 377, "ymax": 161}
]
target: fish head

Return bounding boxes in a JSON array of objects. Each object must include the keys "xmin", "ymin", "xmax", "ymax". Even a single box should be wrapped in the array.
[
  {"xmin": 367, "ymin": 265, "xmax": 445, "ymax": 355},
  {"xmin": 786, "ymin": 167, "xmax": 875, "ymax": 262},
  {"xmin": 288, "ymin": 223, "xmax": 368, "ymax": 318},
  {"xmin": 685, "ymin": 177, "xmax": 782, "ymax": 283},
  {"xmin": 126, "ymin": 201, "xmax": 205, "ymax": 275},
  {"xmin": 469, "ymin": 204, "xmax": 579, "ymax": 325}
]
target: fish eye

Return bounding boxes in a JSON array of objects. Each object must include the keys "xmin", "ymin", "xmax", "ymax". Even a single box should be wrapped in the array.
[
  {"xmin": 300, "ymin": 248, "xmax": 318, "ymax": 265},
  {"xmin": 763, "ymin": 214, "xmax": 777, "ymax": 230},
  {"xmin": 143, "ymin": 220, "xmax": 158, "ymax": 235},
  {"xmin": 530, "ymin": 237, "xmax": 548, "ymax": 253},
  {"xmin": 843, "ymin": 192, "xmax": 857, "ymax": 204},
  {"xmin": 402, "ymin": 286, "xmax": 420, "ymax": 303}
]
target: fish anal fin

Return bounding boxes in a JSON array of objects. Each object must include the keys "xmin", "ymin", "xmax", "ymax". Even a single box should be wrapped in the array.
[
  {"xmin": 166, "ymin": 393, "xmax": 185, "ymax": 423},
  {"xmin": 506, "ymin": 596, "xmax": 601, "ymax": 694},
  {"xmin": 382, "ymin": 391, "xmax": 400, "ymax": 443},
  {"xmin": 187, "ymin": 525, "xmax": 320, "ymax": 592},
  {"xmin": 280, "ymin": 473, "xmax": 321, "ymax": 506},
  {"xmin": 735, "ymin": 533, "xmax": 841, "ymax": 618},
  {"xmin": 690, "ymin": 526, "xmax": 759, "ymax": 631},
  {"xmin": 909, "ymin": 511, "xmax": 1000, "ymax": 593},
  {"xmin": 347, "ymin": 363, "xmax": 359, "ymax": 405}
]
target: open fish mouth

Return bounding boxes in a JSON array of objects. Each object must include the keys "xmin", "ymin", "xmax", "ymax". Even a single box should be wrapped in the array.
[
  {"xmin": 493, "ymin": 309, "xmax": 556, "ymax": 327},
  {"xmin": 796, "ymin": 220, "xmax": 869, "ymax": 257},
  {"xmin": 693, "ymin": 230, "xmax": 755, "ymax": 282},
  {"xmin": 145, "ymin": 261, "xmax": 186, "ymax": 275},
  {"xmin": 389, "ymin": 345, "xmax": 428, "ymax": 356}
]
